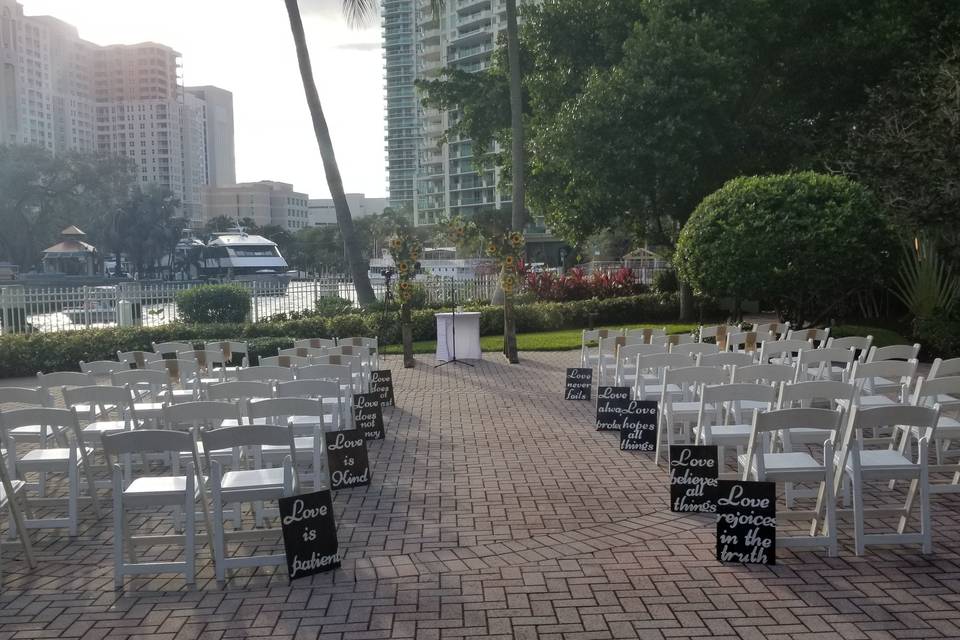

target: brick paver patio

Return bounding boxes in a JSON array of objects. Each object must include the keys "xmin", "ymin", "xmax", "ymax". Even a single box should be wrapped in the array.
[{"xmin": 3, "ymin": 351, "xmax": 960, "ymax": 639}]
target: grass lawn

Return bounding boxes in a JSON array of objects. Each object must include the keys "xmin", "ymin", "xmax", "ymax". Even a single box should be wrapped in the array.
[{"xmin": 380, "ymin": 323, "xmax": 907, "ymax": 355}]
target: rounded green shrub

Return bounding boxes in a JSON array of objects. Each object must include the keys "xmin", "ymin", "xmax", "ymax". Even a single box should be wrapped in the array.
[
  {"xmin": 175, "ymin": 284, "xmax": 251, "ymax": 324},
  {"xmin": 675, "ymin": 171, "xmax": 897, "ymax": 326}
]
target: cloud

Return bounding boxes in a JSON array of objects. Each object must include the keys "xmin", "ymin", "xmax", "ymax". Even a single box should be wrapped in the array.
[
  {"xmin": 299, "ymin": 0, "xmax": 379, "ymax": 25},
  {"xmin": 336, "ymin": 41, "xmax": 380, "ymax": 51}
]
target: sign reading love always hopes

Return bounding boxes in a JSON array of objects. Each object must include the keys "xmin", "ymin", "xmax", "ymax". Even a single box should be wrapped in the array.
[
  {"xmin": 716, "ymin": 480, "xmax": 776, "ymax": 565},
  {"xmin": 325, "ymin": 429, "xmax": 371, "ymax": 490},
  {"xmin": 669, "ymin": 445, "xmax": 718, "ymax": 513},
  {"xmin": 353, "ymin": 392, "xmax": 385, "ymax": 440},
  {"xmin": 279, "ymin": 489, "xmax": 340, "ymax": 581},
  {"xmin": 619, "ymin": 400, "xmax": 658, "ymax": 451},
  {"xmin": 370, "ymin": 370, "xmax": 395, "ymax": 407},
  {"xmin": 565, "ymin": 367, "xmax": 592, "ymax": 401},
  {"xmin": 595, "ymin": 386, "xmax": 631, "ymax": 431}
]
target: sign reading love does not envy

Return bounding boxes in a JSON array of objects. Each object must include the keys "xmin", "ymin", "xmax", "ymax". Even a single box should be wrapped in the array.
[
  {"xmin": 669, "ymin": 445, "xmax": 718, "ymax": 513},
  {"xmin": 619, "ymin": 400, "xmax": 658, "ymax": 451},
  {"xmin": 595, "ymin": 386, "xmax": 631, "ymax": 431},
  {"xmin": 279, "ymin": 490, "xmax": 340, "ymax": 581},
  {"xmin": 370, "ymin": 369, "xmax": 395, "ymax": 407},
  {"xmin": 716, "ymin": 480, "xmax": 776, "ymax": 565},
  {"xmin": 565, "ymin": 367, "xmax": 592, "ymax": 401},
  {"xmin": 352, "ymin": 392, "xmax": 385, "ymax": 440},
  {"xmin": 325, "ymin": 429, "xmax": 371, "ymax": 490}
]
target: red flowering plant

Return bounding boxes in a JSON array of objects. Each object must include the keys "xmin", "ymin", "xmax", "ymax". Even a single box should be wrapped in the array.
[{"xmin": 524, "ymin": 266, "xmax": 644, "ymax": 302}]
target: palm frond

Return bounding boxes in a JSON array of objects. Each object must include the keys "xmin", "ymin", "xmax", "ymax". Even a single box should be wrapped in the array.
[
  {"xmin": 341, "ymin": 0, "xmax": 378, "ymax": 28},
  {"xmin": 892, "ymin": 237, "xmax": 960, "ymax": 320}
]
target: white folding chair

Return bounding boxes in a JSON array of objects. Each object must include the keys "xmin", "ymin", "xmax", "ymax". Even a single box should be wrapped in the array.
[
  {"xmin": 826, "ymin": 335, "xmax": 873, "ymax": 365},
  {"xmin": 697, "ymin": 351, "xmax": 754, "ymax": 369},
  {"xmin": 63, "ymin": 385, "xmax": 140, "ymax": 488},
  {"xmin": 199, "ymin": 423, "xmax": 297, "ymax": 583},
  {"xmin": 929, "ymin": 357, "xmax": 960, "ymax": 380},
  {"xmin": 725, "ymin": 331, "xmax": 761, "ymax": 358},
  {"xmin": 152, "ymin": 341, "xmax": 194, "ymax": 358},
  {"xmin": 311, "ymin": 355, "xmax": 365, "ymax": 394},
  {"xmin": 580, "ymin": 329, "xmax": 622, "ymax": 368},
  {"xmin": 101, "ymin": 429, "xmax": 204, "ymax": 588},
  {"xmin": 753, "ymin": 321, "xmax": 791, "ymax": 340},
  {"xmin": 758, "ymin": 338, "xmax": 814, "ymax": 366},
  {"xmin": 698, "ymin": 324, "xmax": 739, "ymax": 347},
  {"xmin": 663, "ymin": 333, "xmax": 697, "ymax": 348},
  {"xmin": 613, "ymin": 343, "xmax": 667, "ymax": 387},
  {"xmin": 79, "ymin": 360, "xmax": 127, "ymax": 382},
  {"xmin": 339, "ymin": 337, "xmax": 381, "ymax": 370},
  {"xmin": 332, "ymin": 345, "xmax": 375, "ymax": 388},
  {"xmin": 247, "ymin": 397, "xmax": 330, "ymax": 491},
  {"xmin": 178, "ymin": 349, "xmax": 229, "ymax": 384},
  {"xmin": 205, "ymin": 340, "xmax": 250, "ymax": 376},
  {"xmin": 0, "ymin": 460, "xmax": 34, "ymax": 585},
  {"xmin": 846, "ymin": 359, "xmax": 918, "ymax": 409},
  {"xmin": 596, "ymin": 336, "xmax": 626, "ymax": 385},
  {"xmin": 623, "ymin": 327, "xmax": 666, "ymax": 345},
  {"xmin": 832, "ymin": 404, "xmax": 940, "ymax": 555},
  {"xmin": 261, "ymin": 354, "xmax": 312, "ymax": 369},
  {"xmin": 279, "ymin": 346, "xmax": 321, "ymax": 359},
  {"xmin": 794, "ymin": 347, "xmax": 856, "ymax": 382},
  {"xmin": 0, "ymin": 387, "xmax": 56, "ymax": 451},
  {"xmin": 671, "ymin": 343, "xmax": 718, "ymax": 358},
  {"xmin": 36, "ymin": 371, "xmax": 95, "ymax": 411},
  {"xmin": 694, "ymin": 383, "xmax": 777, "ymax": 474},
  {"xmin": 731, "ymin": 364, "xmax": 796, "ymax": 385},
  {"xmin": 294, "ymin": 364, "xmax": 354, "ymax": 427},
  {"xmin": 205, "ymin": 381, "xmax": 274, "ymax": 423},
  {"xmin": 117, "ymin": 350, "xmax": 162, "ymax": 370},
  {"xmin": 0, "ymin": 408, "xmax": 101, "ymax": 535},
  {"xmin": 654, "ymin": 366, "xmax": 729, "ymax": 464},
  {"xmin": 634, "ymin": 352, "xmax": 694, "ymax": 401},
  {"xmin": 866, "ymin": 343, "xmax": 921, "ymax": 363},
  {"xmin": 898, "ymin": 376, "xmax": 960, "ymax": 493},
  {"xmin": 740, "ymin": 407, "xmax": 844, "ymax": 555},
  {"xmin": 275, "ymin": 379, "xmax": 343, "ymax": 431},
  {"xmin": 787, "ymin": 327, "xmax": 831, "ymax": 347},
  {"xmin": 115, "ymin": 367, "xmax": 193, "ymax": 420}
]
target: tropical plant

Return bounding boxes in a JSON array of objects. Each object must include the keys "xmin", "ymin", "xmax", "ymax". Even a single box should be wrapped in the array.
[
  {"xmin": 892, "ymin": 237, "xmax": 960, "ymax": 322},
  {"xmin": 283, "ymin": 0, "xmax": 376, "ymax": 305},
  {"xmin": 386, "ymin": 229, "xmax": 423, "ymax": 367}
]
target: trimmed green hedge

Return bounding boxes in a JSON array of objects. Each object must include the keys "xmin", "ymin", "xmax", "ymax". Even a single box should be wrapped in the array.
[
  {"xmin": 175, "ymin": 284, "xmax": 251, "ymax": 324},
  {"xmin": 0, "ymin": 294, "xmax": 705, "ymax": 377},
  {"xmin": 913, "ymin": 320, "xmax": 960, "ymax": 360}
]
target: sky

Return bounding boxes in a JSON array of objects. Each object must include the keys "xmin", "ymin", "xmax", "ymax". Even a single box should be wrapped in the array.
[{"xmin": 20, "ymin": 0, "xmax": 387, "ymax": 200}]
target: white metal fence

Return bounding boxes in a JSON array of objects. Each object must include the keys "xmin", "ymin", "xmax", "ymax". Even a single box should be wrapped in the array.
[{"xmin": 0, "ymin": 274, "xmax": 499, "ymax": 334}]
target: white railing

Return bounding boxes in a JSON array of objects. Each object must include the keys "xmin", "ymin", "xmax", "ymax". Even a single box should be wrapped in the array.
[{"xmin": 0, "ymin": 274, "xmax": 499, "ymax": 335}]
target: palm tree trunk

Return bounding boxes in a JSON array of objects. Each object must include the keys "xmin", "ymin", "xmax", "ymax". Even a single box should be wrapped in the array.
[
  {"xmin": 284, "ymin": 0, "xmax": 376, "ymax": 306},
  {"xmin": 503, "ymin": 0, "xmax": 523, "ymax": 364}
]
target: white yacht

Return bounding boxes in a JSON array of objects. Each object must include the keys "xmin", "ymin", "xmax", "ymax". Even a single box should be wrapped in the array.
[{"xmin": 201, "ymin": 228, "xmax": 294, "ymax": 286}]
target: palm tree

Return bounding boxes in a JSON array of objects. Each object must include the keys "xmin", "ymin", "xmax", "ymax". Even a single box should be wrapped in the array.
[{"xmin": 284, "ymin": 0, "xmax": 376, "ymax": 305}]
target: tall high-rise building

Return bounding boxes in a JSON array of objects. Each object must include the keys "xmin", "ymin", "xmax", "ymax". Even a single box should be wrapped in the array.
[
  {"xmin": 0, "ymin": 0, "xmax": 235, "ymax": 228},
  {"xmin": 382, "ymin": 0, "xmax": 520, "ymax": 226},
  {"xmin": 201, "ymin": 181, "xmax": 310, "ymax": 231}
]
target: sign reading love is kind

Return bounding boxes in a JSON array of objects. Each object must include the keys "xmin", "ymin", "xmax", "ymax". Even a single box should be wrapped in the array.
[
  {"xmin": 565, "ymin": 367, "xmax": 593, "ymax": 401},
  {"xmin": 325, "ymin": 429, "xmax": 371, "ymax": 490},
  {"xmin": 715, "ymin": 480, "xmax": 776, "ymax": 566},
  {"xmin": 279, "ymin": 490, "xmax": 340, "ymax": 581},
  {"xmin": 669, "ymin": 445, "xmax": 718, "ymax": 513}
]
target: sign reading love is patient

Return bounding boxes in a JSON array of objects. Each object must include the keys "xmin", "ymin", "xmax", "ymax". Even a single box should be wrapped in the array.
[{"xmin": 279, "ymin": 490, "xmax": 340, "ymax": 581}]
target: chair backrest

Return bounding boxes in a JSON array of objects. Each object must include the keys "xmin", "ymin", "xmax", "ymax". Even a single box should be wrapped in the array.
[
  {"xmin": 757, "ymin": 338, "xmax": 813, "ymax": 364},
  {"xmin": 62, "ymin": 385, "xmax": 135, "ymax": 421},
  {"xmin": 112, "ymin": 368, "xmax": 170, "ymax": 391},
  {"xmin": 787, "ymin": 327, "xmax": 831, "ymax": 345},
  {"xmin": 637, "ymin": 352, "xmax": 694, "ymax": 372},
  {"xmin": 745, "ymin": 407, "xmax": 845, "ymax": 478},
  {"xmin": 617, "ymin": 343, "xmax": 667, "ymax": 365},
  {"xmin": 753, "ymin": 321, "xmax": 790, "ymax": 338},
  {"xmin": 178, "ymin": 349, "xmax": 227, "ymax": 371},
  {"xmin": 795, "ymin": 346, "xmax": 856, "ymax": 382},
  {"xmin": 778, "ymin": 380, "xmax": 857, "ymax": 409},
  {"xmin": 246, "ymin": 397, "xmax": 324, "ymax": 422},
  {"xmin": 236, "ymin": 365, "xmax": 295, "ymax": 382},
  {"xmin": 205, "ymin": 340, "xmax": 249, "ymax": 366},
  {"xmin": 0, "ymin": 407, "xmax": 81, "ymax": 445},
  {"xmin": 79, "ymin": 360, "xmax": 127, "ymax": 376},
  {"xmin": 929, "ymin": 357, "xmax": 960, "ymax": 380},
  {"xmin": 866, "ymin": 343, "xmax": 921, "ymax": 363},
  {"xmin": 850, "ymin": 359, "xmax": 918, "ymax": 396},
  {"xmin": 102, "ymin": 428, "xmax": 194, "ymax": 458},
  {"xmin": 275, "ymin": 378, "xmax": 341, "ymax": 400},
  {"xmin": 597, "ymin": 335, "xmax": 626, "ymax": 357},
  {"xmin": 671, "ymin": 343, "xmax": 719, "ymax": 357},
  {"xmin": 726, "ymin": 331, "xmax": 760, "ymax": 354},
  {"xmin": 279, "ymin": 347, "xmax": 320, "ymax": 359},
  {"xmin": 152, "ymin": 341, "xmax": 193, "ymax": 357},
  {"xmin": 294, "ymin": 337, "xmax": 337, "ymax": 349},
  {"xmin": 339, "ymin": 336, "xmax": 378, "ymax": 350},
  {"xmin": 146, "ymin": 359, "xmax": 200, "ymax": 386},
  {"xmin": 826, "ymin": 335, "xmax": 873, "ymax": 360},
  {"xmin": 844, "ymin": 404, "xmax": 940, "ymax": 457},
  {"xmin": 117, "ymin": 350, "xmax": 161, "ymax": 369},
  {"xmin": 261, "ymin": 354, "xmax": 311, "ymax": 368},
  {"xmin": 200, "ymin": 424, "xmax": 295, "ymax": 467},
  {"xmin": 163, "ymin": 400, "xmax": 239, "ymax": 431},
  {"xmin": 296, "ymin": 364, "xmax": 352, "ymax": 384},
  {"xmin": 698, "ymin": 383, "xmax": 777, "ymax": 439},
  {"xmin": 731, "ymin": 363, "xmax": 796, "ymax": 385},
  {"xmin": 205, "ymin": 381, "xmax": 273, "ymax": 404},
  {"xmin": 0, "ymin": 386, "xmax": 50, "ymax": 408},
  {"xmin": 699, "ymin": 324, "xmax": 739, "ymax": 344},
  {"xmin": 36, "ymin": 371, "xmax": 94, "ymax": 390},
  {"xmin": 912, "ymin": 376, "xmax": 960, "ymax": 408},
  {"xmin": 663, "ymin": 365, "xmax": 729, "ymax": 388},
  {"xmin": 663, "ymin": 333, "xmax": 696, "ymax": 347},
  {"xmin": 582, "ymin": 328, "xmax": 621, "ymax": 343},
  {"xmin": 623, "ymin": 327, "xmax": 666, "ymax": 344},
  {"xmin": 697, "ymin": 351, "xmax": 754, "ymax": 368},
  {"xmin": 333, "ymin": 345, "xmax": 374, "ymax": 362}
]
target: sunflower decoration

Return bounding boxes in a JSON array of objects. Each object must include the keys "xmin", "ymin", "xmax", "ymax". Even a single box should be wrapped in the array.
[
  {"xmin": 390, "ymin": 237, "xmax": 402, "ymax": 251},
  {"xmin": 397, "ymin": 260, "xmax": 409, "ymax": 274},
  {"xmin": 397, "ymin": 280, "xmax": 413, "ymax": 303},
  {"xmin": 509, "ymin": 231, "xmax": 524, "ymax": 248},
  {"xmin": 503, "ymin": 254, "xmax": 515, "ymax": 269},
  {"xmin": 502, "ymin": 273, "xmax": 517, "ymax": 294},
  {"xmin": 486, "ymin": 242, "xmax": 499, "ymax": 256}
]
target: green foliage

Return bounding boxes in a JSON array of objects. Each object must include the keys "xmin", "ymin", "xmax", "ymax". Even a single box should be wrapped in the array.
[
  {"xmin": 314, "ymin": 295, "xmax": 356, "ymax": 316},
  {"xmin": 675, "ymin": 172, "xmax": 897, "ymax": 326},
  {"xmin": 652, "ymin": 270, "xmax": 679, "ymax": 296},
  {"xmin": 892, "ymin": 238, "xmax": 960, "ymax": 321},
  {"xmin": 175, "ymin": 285, "xmax": 252, "ymax": 324},
  {"xmin": 912, "ymin": 320, "xmax": 960, "ymax": 359},
  {"xmin": 0, "ymin": 294, "xmax": 718, "ymax": 378},
  {"xmin": 106, "ymin": 184, "xmax": 183, "ymax": 277}
]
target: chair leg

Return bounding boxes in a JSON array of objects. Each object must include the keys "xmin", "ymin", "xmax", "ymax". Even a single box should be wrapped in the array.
[
  {"xmin": 824, "ymin": 478, "xmax": 838, "ymax": 557},
  {"xmin": 112, "ymin": 491, "xmax": 124, "ymax": 590},
  {"xmin": 184, "ymin": 491, "xmax": 196, "ymax": 586},
  {"xmin": 68, "ymin": 461, "xmax": 79, "ymax": 537},
  {"xmin": 211, "ymin": 464, "xmax": 226, "ymax": 584},
  {"xmin": 920, "ymin": 460, "xmax": 932, "ymax": 554},
  {"xmin": 889, "ymin": 428, "xmax": 911, "ymax": 490},
  {"xmin": 851, "ymin": 471, "xmax": 866, "ymax": 556}
]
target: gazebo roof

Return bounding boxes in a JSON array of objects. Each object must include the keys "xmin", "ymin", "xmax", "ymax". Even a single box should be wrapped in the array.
[
  {"xmin": 60, "ymin": 225, "xmax": 87, "ymax": 237},
  {"xmin": 42, "ymin": 238, "xmax": 97, "ymax": 257}
]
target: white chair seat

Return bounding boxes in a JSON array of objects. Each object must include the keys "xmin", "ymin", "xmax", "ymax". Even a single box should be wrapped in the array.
[
  {"xmin": 698, "ymin": 423, "xmax": 753, "ymax": 445},
  {"xmin": 20, "ymin": 446, "xmax": 93, "ymax": 465},
  {"xmin": 738, "ymin": 451, "xmax": 822, "ymax": 475},
  {"xmin": 221, "ymin": 467, "xmax": 286, "ymax": 490},
  {"xmin": 83, "ymin": 420, "xmax": 133, "ymax": 434},
  {"xmin": 134, "ymin": 402, "xmax": 165, "ymax": 416},
  {"xmin": 9, "ymin": 425, "xmax": 57, "ymax": 439},
  {"xmin": 838, "ymin": 395, "xmax": 898, "ymax": 409},
  {"xmin": 669, "ymin": 401, "xmax": 713, "ymax": 417},
  {"xmin": 645, "ymin": 383, "xmax": 682, "ymax": 396},
  {"xmin": 124, "ymin": 475, "xmax": 201, "ymax": 499},
  {"xmin": 263, "ymin": 437, "xmax": 316, "ymax": 454},
  {"xmin": 781, "ymin": 427, "xmax": 833, "ymax": 444},
  {"xmin": 846, "ymin": 449, "xmax": 915, "ymax": 473}
]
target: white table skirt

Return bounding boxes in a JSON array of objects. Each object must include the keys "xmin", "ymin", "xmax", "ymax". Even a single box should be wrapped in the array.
[{"xmin": 435, "ymin": 312, "xmax": 482, "ymax": 362}]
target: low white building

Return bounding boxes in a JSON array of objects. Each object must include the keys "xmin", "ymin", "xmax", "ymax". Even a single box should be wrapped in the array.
[{"xmin": 308, "ymin": 194, "xmax": 389, "ymax": 226}]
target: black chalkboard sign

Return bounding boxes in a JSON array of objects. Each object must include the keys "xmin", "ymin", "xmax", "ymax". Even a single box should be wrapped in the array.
[
  {"xmin": 596, "ymin": 386, "xmax": 631, "ymax": 430},
  {"xmin": 353, "ymin": 392, "xmax": 385, "ymax": 440},
  {"xmin": 565, "ymin": 367, "xmax": 592, "ymax": 401},
  {"xmin": 619, "ymin": 400, "xmax": 659, "ymax": 451},
  {"xmin": 669, "ymin": 445, "xmax": 718, "ymax": 513},
  {"xmin": 716, "ymin": 480, "xmax": 776, "ymax": 565},
  {"xmin": 370, "ymin": 370, "xmax": 395, "ymax": 407},
  {"xmin": 279, "ymin": 490, "xmax": 340, "ymax": 581},
  {"xmin": 325, "ymin": 429, "xmax": 371, "ymax": 490}
]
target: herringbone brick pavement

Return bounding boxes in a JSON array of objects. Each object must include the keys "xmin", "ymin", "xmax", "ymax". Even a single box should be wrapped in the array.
[{"xmin": 2, "ymin": 351, "xmax": 960, "ymax": 639}]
